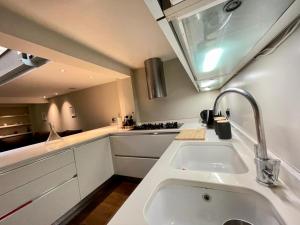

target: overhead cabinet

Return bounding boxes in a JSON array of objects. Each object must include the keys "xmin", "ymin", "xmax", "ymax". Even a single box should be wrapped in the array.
[{"xmin": 145, "ymin": 0, "xmax": 297, "ymax": 91}]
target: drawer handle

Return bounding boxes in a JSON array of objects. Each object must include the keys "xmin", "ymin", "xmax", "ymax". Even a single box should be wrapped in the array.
[{"xmin": 0, "ymin": 200, "xmax": 32, "ymax": 221}]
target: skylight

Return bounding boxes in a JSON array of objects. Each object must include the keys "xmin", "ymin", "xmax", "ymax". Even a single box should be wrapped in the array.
[{"xmin": 0, "ymin": 46, "xmax": 8, "ymax": 56}]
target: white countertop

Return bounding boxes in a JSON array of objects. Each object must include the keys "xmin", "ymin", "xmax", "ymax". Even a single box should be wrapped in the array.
[
  {"xmin": 0, "ymin": 125, "xmax": 126, "ymax": 173},
  {"xmin": 1, "ymin": 120, "xmax": 299, "ymax": 224},
  {"xmin": 0, "ymin": 120, "xmax": 190, "ymax": 173},
  {"xmin": 108, "ymin": 127, "xmax": 300, "ymax": 225}
]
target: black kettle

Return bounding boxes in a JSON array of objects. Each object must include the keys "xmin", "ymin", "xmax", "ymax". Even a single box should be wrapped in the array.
[{"xmin": 200, "ymin": 109, "xmax": 214, "ymax": 128}]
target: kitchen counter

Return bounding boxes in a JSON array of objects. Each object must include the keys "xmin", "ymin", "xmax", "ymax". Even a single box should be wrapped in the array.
[
  {"xmin": 0, "ymin": 119, "xmax": 195, "ymax": 173},
  {"xmin": 108, "ymin": 128, "xmax": 300, "ymax": 225},
  {"xmin": 1, "ymin": 120, "xmax": 300, "ymax": 224}
]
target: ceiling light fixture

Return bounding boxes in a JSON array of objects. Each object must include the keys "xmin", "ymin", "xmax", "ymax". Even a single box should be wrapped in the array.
[
  {"xmin": 43, "ymin": 96, "xmax": 47, "ymax": 99},
  {"xmin": 60, "ymin": 69, "xmax": 65, "ymax": 73},
  {"xmin": 0, "ymin": 46, "xmax": 7, "ymax": 56},
  {"xmin": 55, "ymin": 93, "xmax": 58, "ymax": 96}
]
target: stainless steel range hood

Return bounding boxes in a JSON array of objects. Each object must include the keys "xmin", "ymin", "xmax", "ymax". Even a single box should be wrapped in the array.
[
  {"xmin": 144, "ymin": 58, "xmax": 167, "ymax": 99},
  {"xmin": 144, "ymin": 0, "xmax": 298, "ymax": 91},
  {"xmin": 0, "ymin": 49, "xmax": 48, "ymax": 86}
]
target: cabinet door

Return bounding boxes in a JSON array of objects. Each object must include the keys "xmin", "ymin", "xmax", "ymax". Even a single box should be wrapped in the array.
[{"xmin": 74, "ymin": 137, "xmax": 114, "ymax": 199}]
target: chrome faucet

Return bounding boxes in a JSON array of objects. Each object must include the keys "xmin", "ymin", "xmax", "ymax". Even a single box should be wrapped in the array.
[{"xmin": 213, "ymin": 88, "xmax": 280, "ymax": 186}]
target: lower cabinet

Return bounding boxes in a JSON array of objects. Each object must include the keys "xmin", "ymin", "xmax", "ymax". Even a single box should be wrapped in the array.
[
  {"xmin": 0, "ymin": 178, "xmax": 80, "ymax": 225},
  {"xmin": 110, "ymin": 133, "xmax": 177, "ymax": 178},
  {"xmin": 113, "ymin": 156, "xmax": 157, "ymax": 178},
  {"xmin": 74, "ymin": 137, "xmax": 114, "ymax": 199}
]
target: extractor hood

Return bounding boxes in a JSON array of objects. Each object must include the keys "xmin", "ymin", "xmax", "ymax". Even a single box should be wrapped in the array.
[
  {"xmin": 144, "ymin": 58, "xmax": 167, "ymax": 99},
  {"xmin": 0, "ymin": 49, "xmax": 48, "ymax": 86},
  {"xmin": 144, "ymin": 0, "xmax": 298, "ymax": 91}
]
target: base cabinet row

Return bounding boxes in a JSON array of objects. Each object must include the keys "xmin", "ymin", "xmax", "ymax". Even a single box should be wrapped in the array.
[
  {"xmin": 0, "ymin": 137, "xmax": 114, "ymax": 225},
  {"xmin": 0, "ymin": 133, "xmax": 176, "ymax": 224}
]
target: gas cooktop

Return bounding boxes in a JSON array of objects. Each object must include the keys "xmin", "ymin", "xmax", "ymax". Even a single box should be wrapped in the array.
[{"xmin": 131, "ymin": 122, "xmax": 183, "ymax": 130}]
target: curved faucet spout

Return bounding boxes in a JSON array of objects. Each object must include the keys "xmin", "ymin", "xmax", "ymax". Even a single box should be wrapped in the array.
[
  {"xmin": 213, "ymin": 88, "xmax": 280, "ymax": 186},
  {"xmin": 213, "ymin": 88, "xmax": 267, "ymax": 159}
]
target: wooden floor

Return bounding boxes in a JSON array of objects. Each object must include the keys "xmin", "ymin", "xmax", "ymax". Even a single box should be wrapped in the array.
[{"xmin": 66, "ymin": 176, "xmax": 140, "ymax": 225}]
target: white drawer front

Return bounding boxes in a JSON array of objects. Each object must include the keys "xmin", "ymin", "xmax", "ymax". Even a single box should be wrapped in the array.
[
  {"xmin": 0, "ymin": 149, "xmax": 74, "ymax": 195},
  {"xmin": 0, "ymin": 178, "xmax": 80, "ymax": 225},
  {"xmin": 110, "ymin": 134, "xmax": 176, "ymax": 158},
  {"xmin": 113, "ymin": 156, "xmax": 157, "ymax": 178},
  {"xmin": 0, "ymin": 163, "xmax": 77, "ymax": 219}
]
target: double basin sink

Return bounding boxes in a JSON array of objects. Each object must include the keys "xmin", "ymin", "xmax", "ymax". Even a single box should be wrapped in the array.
[{"xmin": 144, "ymin": 142, "xmax": 284, "ymax": 225}]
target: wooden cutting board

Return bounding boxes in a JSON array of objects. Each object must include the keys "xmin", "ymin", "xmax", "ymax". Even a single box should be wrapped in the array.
[{"xmin": 175, "ymin": 128, "xmax": 206, "ymax": 140}]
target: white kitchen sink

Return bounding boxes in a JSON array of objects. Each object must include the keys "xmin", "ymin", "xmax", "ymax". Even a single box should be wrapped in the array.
[
  {"xmin": 171, "ymin": 143, "xmax": 248, "ymax": 174},
  {"xmin": 145, "ymin": 182, "xmax": 284, "ymax": 225}
]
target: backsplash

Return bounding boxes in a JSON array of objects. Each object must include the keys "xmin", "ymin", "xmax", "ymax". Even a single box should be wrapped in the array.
[{"xmin": 222, "ymin": 27, "xmax": 300, "ymax": 172}]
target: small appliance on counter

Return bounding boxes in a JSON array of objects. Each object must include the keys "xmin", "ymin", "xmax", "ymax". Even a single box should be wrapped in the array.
[{"xmin": 131, "ymin": 122, "xmax": 182, "ymax": 130}]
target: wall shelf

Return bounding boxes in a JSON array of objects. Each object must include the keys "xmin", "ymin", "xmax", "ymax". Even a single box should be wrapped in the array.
[
  {"xmin": 0, "ymin": 132, "xmax": 33, "ymax": 140},
  {"xmin": 0, "ymin": 114, "xmax": 29, "ymax": 119},
  {"xmin": 0, "ymin": 123, "xmax": 32, "ymax": 129}
]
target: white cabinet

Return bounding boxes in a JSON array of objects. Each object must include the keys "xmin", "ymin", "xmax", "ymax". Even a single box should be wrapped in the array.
[
  {"xmin": 74, "ymin": 137, "xmax": 114, "ymax": 199},
  {"xmin": 113, "ymin": 156, "xmax": 157, "ymax": 178},
  {"xmin": 0, "ymin": 163, "xmax": 77, "ymax": 220},
  {"xmin": 0, "ymin": 149, "xmax": 80, "ymax": 225},
  {"xmin": 110, "ymin": 133, "xmax": 176, "ymax": 158},
  {"xmin": 0, "ymin": 178, "xmax": 80, "ymax": 225},
  {"xmin": 0, "ymin": 149, "xmax": 74, "ymax": 196},
  {"xmin": 110, "ymin": 133, "xmax": 176, "ymax": 178}
]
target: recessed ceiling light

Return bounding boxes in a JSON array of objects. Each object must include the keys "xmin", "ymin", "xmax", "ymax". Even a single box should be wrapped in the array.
[
  {"xmin": 43, "ymin": 96, "xmax": 47, "ymax": 99},
  {"xmin": 55, "ymin": 92, "xmax": 58, "ymax": 95},
  {"xmin": 0, "ymin": 46, "xmax": 7, "ymax": 56},
  {"xmin": 60, "ymin": 69, "xmax": 65, "ymax": 73}
]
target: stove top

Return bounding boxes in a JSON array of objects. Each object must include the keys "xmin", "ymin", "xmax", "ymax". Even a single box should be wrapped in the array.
[{"xmin": 131, "ymin": 122, "xmax": 182, "ymax": 130}]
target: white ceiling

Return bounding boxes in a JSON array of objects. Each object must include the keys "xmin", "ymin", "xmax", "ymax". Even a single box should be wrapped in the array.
[
  {"xmin": 0, "ymin": 0, "xmax": 175, "ymax": 69},
  {"xmin": 0, "ymin": 61, "xmax": 119, "ymax": 98}
]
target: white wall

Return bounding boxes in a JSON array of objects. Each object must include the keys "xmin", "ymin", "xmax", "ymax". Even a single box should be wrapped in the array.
[
  {"xmin": 223, "ymin": 26, "xmax": 300, "ymax": 172},
  {"xmin": 31, "ymin": 77, "xmax": 135, "ymax": 132},
  {"xmin": 132, "ymin": 58, "xmax": 219, "ymax": 122}
]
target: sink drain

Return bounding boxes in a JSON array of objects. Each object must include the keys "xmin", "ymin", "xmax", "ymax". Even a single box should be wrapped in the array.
[
  {"xmin": 223, "ymin": 219, "xmax": 253, "ymax": 225},
  {"xmin": 202, "ymin": 194, "xmax": 211, "ymax": 202}
]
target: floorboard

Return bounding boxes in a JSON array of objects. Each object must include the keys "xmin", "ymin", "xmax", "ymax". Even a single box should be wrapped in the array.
[{"xmin": 66, "ymin": 176, "xmax": 140, "ymax": 225}]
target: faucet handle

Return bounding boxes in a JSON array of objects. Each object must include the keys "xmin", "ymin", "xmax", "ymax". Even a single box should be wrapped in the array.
[{"xmin": 255, "ymin": 158, "xmax": 281, "ymax": 186}]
